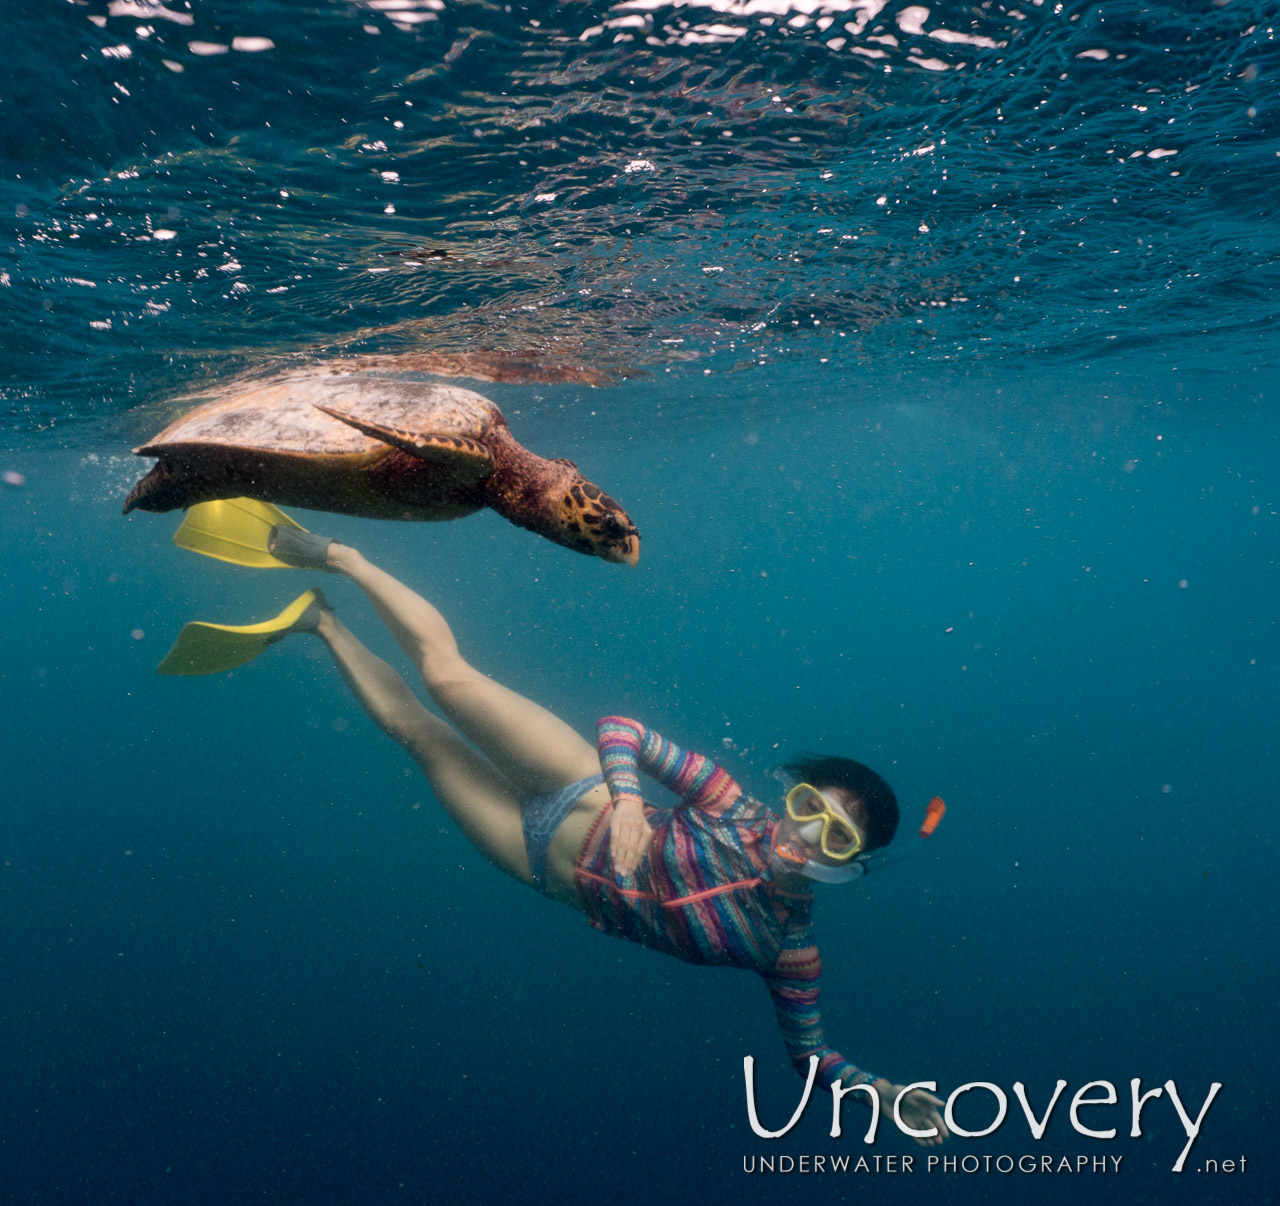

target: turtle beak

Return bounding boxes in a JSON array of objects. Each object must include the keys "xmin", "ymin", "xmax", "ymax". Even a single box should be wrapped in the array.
[{"xmin": 618, "ymin": 535, "xmax": 640, "ymax": 567}]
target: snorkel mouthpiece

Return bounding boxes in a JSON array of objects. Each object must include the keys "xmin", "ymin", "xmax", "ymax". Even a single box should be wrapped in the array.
[{"xmin": 773, "ymin": 841, "xmax": 809, "ymax": 869}]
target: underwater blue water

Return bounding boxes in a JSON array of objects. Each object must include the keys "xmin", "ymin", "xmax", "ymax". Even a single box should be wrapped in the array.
[{"xmin": 2, "ymin": 3, "xmax": 1278, "ymax": 1205}]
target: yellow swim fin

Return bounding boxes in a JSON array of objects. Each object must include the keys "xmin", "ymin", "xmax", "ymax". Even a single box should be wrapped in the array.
[
  {"xmin": 157, "ymin": 589, "xmax": 321, "ymax": 676},
  {"xmin": 173, "ymin": 498, "xmax": 309, "ymax": 569}
]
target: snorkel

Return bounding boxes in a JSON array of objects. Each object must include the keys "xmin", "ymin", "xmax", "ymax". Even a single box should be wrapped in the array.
[
  {"xmin": 769, "ymin": 771, "xmax": 946, "ymax": 886},
  {"xmin": 846, "ymin": 795, "xmax": 947, "ymax": 876}
]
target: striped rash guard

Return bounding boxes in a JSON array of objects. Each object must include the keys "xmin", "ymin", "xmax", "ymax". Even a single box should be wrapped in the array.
[{"xmin": 581, "ymin": 716, "xmax": 878, "ymax": 1095}]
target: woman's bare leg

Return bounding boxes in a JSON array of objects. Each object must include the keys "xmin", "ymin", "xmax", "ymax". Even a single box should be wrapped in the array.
[
  {"xmin": 312, "ymin": 608, "xmax": 533, "ymax": 882},
  {"xmin": 324, "ymin": 544, "xmax": 601, "ymax": 797}
]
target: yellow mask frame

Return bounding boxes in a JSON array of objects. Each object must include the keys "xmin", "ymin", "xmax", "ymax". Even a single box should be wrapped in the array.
[{"xmin": 784, "ymin": 783, "xmax": 864, "ymax": 861}]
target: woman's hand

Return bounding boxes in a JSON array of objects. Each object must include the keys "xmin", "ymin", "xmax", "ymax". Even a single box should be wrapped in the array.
[
  {"xmin": 609, "ymin": 797, "xmax": 653, "ymax": 878},
  {"xmin": 875, "ymin": 1080, "xmax": 949, "ymax": 1147}
]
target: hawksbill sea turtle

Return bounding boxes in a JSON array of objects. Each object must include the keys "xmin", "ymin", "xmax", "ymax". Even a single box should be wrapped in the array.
[{"xmin": 123, "ymin": 369, "xmax": 640, "ymax": 565}]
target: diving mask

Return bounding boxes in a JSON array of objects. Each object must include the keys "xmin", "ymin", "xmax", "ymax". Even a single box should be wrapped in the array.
[{"xmin": 784, "ymin": 783, "xmax": 864, "ymax": 860}]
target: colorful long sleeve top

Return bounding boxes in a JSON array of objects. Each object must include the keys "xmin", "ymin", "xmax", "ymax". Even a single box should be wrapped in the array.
[{"xmin": 580, "ymin": 716, "xmax": 878, "ymax": 1093}]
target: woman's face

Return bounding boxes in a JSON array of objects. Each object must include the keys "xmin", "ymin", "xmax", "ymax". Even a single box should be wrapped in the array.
[{"xmin": 774, "ymin": 785, "xmax": 867, "ymax": 871}]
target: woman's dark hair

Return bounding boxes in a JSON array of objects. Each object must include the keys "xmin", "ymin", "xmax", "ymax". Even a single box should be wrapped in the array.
[{"xmin": 781, "ymin": 755, "xmax": 899, "ymax": 852}]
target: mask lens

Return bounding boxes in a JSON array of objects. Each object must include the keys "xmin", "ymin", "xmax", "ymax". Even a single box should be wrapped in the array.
[
  {"xmin": 787, "ymin": 784, "xmax": 826, "ymax": 818},
  {"xmin": 824, "ymin": 820, "xmax": 859, "ymax": 854}
]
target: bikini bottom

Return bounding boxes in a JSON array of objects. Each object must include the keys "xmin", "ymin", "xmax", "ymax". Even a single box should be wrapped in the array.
[{"xmin": 520, "ymin": 772, "xmax": 605, "ymax": 894}]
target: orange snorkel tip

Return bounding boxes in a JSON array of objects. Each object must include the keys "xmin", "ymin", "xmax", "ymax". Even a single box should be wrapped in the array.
[{"xmin": 919, "ymin": 796, "xmax": 946, "ymax": 839}]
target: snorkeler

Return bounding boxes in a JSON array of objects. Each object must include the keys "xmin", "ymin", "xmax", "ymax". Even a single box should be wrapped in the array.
[{"xmin": 157, "ymin": 500, "xmax": 948, "ymax": 1143}]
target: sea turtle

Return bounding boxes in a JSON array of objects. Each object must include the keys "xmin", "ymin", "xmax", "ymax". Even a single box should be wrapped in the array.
[{"xmin": 123, "ymin": 370, "xmax": 640, "ymax": 565}]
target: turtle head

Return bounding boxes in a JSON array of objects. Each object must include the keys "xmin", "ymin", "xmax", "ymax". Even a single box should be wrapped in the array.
[
  {"xmin": 482, "ymin": 428, "xmax": 641, "ymax": 566},
  {"xmin": 550, "ymin": 459, "xmax": 641, "ymax": 566}
]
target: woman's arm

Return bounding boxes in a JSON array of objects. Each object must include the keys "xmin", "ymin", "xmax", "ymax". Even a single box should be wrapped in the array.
[
  {"xmin": 596, "ymin": 716, "xmax": 741, "ymax": 814},
  {"xmin": 764, "ymin": 945, "xmax": 880, "ymax": 1091},
  {"xmin": 764, "ymin": 946, "xmax": 949, "ymax": 1144},
  {"xmin": 596, "ymin": 716, "xmax": 743, "ymax": 877}
]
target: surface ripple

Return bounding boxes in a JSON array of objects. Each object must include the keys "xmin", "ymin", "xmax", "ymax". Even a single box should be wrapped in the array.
[{"xmin": 1, "ymin": 0, "xmax": 1276, "ymax": 430}]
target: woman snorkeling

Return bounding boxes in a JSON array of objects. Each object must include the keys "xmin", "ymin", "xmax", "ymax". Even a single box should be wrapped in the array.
[{"xmin": 159, "ymin": 500, "xmax": 948, "ymax": 1144}]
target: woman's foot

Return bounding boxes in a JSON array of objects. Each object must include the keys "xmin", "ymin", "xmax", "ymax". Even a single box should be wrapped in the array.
[
  {"xmin": 290, "ymin": 587, "xmax": 331, "ymax": 634},
  {"xmin": 268, "ymin": 525, "xmax": 335, "ymax": 570}
]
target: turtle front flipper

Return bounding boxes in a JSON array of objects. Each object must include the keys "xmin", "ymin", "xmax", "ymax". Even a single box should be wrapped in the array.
[{"xmin": 314, "ymin": 405, "xmax": 494, "ymax": 485}]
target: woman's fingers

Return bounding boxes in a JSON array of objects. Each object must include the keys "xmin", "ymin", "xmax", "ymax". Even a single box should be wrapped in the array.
[
  {"xmin": 610, "ymin": 810, "xmax": 652, "ymax": 876},
  {"xmin": 902, "ymin": 1092, "xmax": 949, "ymax": 1146},
  {"xmin": 615, "ymin": 823, "xmax": 643, "ymax": 873}
]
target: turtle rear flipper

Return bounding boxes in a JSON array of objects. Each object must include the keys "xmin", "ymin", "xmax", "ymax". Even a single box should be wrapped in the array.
[
  {"xmin": 314, "ymin": 404, "xmax": 494, "ymax": 485},
  {"xmin": 123, "ymin": 460, "xmax": 209, "ymax": 514}
]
